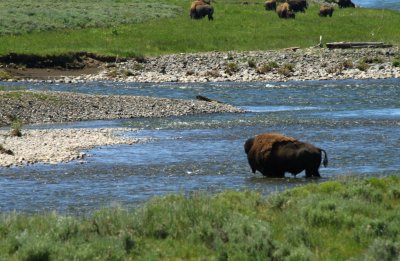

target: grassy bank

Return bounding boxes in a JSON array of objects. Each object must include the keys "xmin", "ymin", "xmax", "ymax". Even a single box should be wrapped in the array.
[
  {"xmin": 1, "ymin": 176, "xmax": 399, "ymax": 260},
  {"xmin": 0, "ymin": 0, "xmax": 399, "ymax": 57}
]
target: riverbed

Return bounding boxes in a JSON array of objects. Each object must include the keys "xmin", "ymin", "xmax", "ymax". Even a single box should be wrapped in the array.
[{"xmin": 0, "ymin": 78, "xmax": 399, "ymax": 214}]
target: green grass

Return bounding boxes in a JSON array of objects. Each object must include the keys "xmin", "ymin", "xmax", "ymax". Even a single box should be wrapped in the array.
[
  {"xmin": 1, "ymin": 176, "xmax": 400, "ymax": 260},
  {"xmin": 0, "ymin": 90, "xmax": 60, "ymax": 102},
  {"xmin": 0, "ymin": 0, "xmax": 181, "ymax": 35},
  {"xmin": 0, "ymin": 1, "xmax": 399, "ymax": 57}
]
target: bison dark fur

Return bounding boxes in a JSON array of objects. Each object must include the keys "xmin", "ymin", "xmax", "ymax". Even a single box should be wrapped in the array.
[
  {"xmin": 276, "ymin": 3, "xmax": 295, "ymax": 19},
  {"xmin": 319, "ymin": 5, "xmax": 334, "ymax": 17},
  {"xmin": 190, "ymin": 1, "xmax": 214, "ymax": 21},
  {"xmin": 264, "ymin": 0, "xmax": 277, "ymax": 11},
  {"xmin": 338, "ymin": 0, "xmax": 355, "ymax": 8},
  {"xmin": 287, "ymin": 0, "xmax": 308, "ymax": 12},
  {"xmin": 244, "ymin": 133, "xmax": 328, "ymax": 178}
]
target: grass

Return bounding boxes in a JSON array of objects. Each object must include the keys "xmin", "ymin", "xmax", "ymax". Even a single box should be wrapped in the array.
[
  {"xmin": 0, "ymin": 90, "xmax": 59, "ymax": 101},
  {"xmin": 0, "ymin": 1, "xmax": 399, "ymax": 57},
  {"xmin": 0, "ymin": 0, "xmax": 181, "ymax": 35},
  {"xmin": 1, "ymin": 176, "xmax": 400, "ymax": 260}
]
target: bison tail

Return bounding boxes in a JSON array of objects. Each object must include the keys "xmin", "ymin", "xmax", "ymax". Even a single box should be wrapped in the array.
[{"xmin": 321, "ymin": 149, "xmax": 328, "ymax": 167}]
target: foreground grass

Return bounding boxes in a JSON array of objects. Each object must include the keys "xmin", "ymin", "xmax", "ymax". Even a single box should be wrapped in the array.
[
  {"xmin": 1, "ymin": 176, "xmax": 400, "ymax": 260},
  {"xmin": 0, "ymin": 1, "xmax": 399, "ymax": 56}
]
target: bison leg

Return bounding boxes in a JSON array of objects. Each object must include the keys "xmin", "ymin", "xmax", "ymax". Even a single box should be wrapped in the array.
[{"xmin": 305, "ymin": 169, "xmax": 321, "ymax": 178}]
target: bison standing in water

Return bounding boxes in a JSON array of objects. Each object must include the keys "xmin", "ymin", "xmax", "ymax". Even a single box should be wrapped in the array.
[{"xmin": 244, "ymin": 133, "xmax": 328, "ymax": 178}]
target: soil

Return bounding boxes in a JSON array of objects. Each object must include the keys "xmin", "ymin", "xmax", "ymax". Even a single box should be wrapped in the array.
[{"xmin": 0, "ymin": 52, "xmax": 116, "ymax": 80}]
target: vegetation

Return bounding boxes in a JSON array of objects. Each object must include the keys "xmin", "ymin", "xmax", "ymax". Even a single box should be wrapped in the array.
[
  {"xmin": 0, "ymin": 70, "xmax": 13, "ymax": 80},
  {"xmin": 0, "ymin": 0, "xmax": 399, "ymax": 57},
  {"xmin": 0, "ymin": 176, "xmax": 400, "ymax": 260},
  {"xmin": 0, "ymin": 0, "xmax": 180, "ymax": 35},
  {"xmin": 10, "ymin": 117, "xmax": 23, "ymax": 137}
]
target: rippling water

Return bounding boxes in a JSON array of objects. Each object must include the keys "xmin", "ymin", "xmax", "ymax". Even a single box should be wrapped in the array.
[
  {"xmin": 353, "ymin": 0, "xmax": 400, "ymax": 10},
  {"xmin": 0, "ymin": 79, "xmax": 399, "ymax": 214}
]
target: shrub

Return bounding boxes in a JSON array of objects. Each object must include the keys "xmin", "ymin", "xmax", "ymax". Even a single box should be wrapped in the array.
[
  {"xmin": 341, "ymin": 60, "xmax": 354, "ymax": 69},
  {"xmin": 277, "ymin": 66, "xmax": 292, "ymax": 77},
  {"xmin": 256, "ymin": 63, "xmax": 272, "ymax": 74},
  {"xmin": 268, "ymin": 61, "xmax": 279, "ymax": 68},
  {"xmin": 392, "ymin": 60, "xmax": 400, "ymax": 67},
  {"xmin": 0, "ymin": 70, "xmax": 13, "ymax": 80},
  {"xmin": 10, "ymin": 118, "xmax": 23, "ymax": 137},
  {"xmin": 356, "ymin": 61, "xmax": 369, "ymax": 71},
  {"xmin": 225, "ymin": 62, "xmax": 239, "ymax": 75},
  {"xmin": 365, "ymin": 239, "xmax": 400, "ymax": 261},
  {"xmin": 247, "ymin": 60, "xmax": 256, "ymax": 68},
  {"xmin": 205, "ymin": 70, "xmax": 221, "ymax": 78},
  {"xmin": 361, "ymin": 56, "xmax": 384, "ymax": 64}
]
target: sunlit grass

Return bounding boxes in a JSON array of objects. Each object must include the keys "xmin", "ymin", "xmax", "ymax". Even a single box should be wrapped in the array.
[
  {"xmin": 0, "ymin": 1, "xmax": 399, "ymax": 57},
  {"xmin": 1, "ymin": 176, "xmax": 400, "ymax": 260}
]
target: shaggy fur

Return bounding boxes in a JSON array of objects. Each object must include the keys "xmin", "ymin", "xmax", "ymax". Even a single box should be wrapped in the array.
[
  {"xmin": 276, "ymin": 3, "xmax": 295, "ymax": 19},
  {"xmin": 338, "ymin": 0, "xmax": 355, "ymax": 8},
  {"xmin": 190, "ymin": 0, "xmax": 214, "ymax": 20},
  {"xmin": 287, "ymin": 0, "xmax": 308, "ymax": 12},
  {"xmin": 264, "ymin": 0, "xmax": 276, "ymax": 11},
  {"xmin": 319, "ymin": 5, "xmax": 334, "ymax": 17},
  {"xmin": 244, "ymin": 133, "xmax": 328, "ymax": 178}
]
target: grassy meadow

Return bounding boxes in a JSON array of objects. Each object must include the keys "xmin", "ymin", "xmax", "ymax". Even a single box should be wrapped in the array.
[
  {"xmin": 0, "ymin": 176, "xmax": 399, "ymax": 260},
  {"xmin": 0, "ymin": 0, "xmax": 399, "ymax": 56}
]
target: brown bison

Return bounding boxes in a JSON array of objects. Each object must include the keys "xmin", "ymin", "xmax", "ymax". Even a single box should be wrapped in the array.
[
  {"xmin": 276, "ymin": 3, "xmax": 295, "ymax": 19},
  {"xmin": 264, "ymin": 0, "xmax": 277, "ymax": 11},
  {"xmin": 190, "ymin": 1, "xmax": 214, "ymax": 21},
  {"xmin": 287, "ymin": 0, "xmax": 308, "ymax": 12},
  {"xmin": 338, "ymin": 0, "xmax": 355, "ymax": 8},
  {"xmin": 244, "ymin": 133, "xmax": 328, "ymax": 178},
  {"xmin": 319, "ymin": 5, "xmax": 334, "ymax": 17}
]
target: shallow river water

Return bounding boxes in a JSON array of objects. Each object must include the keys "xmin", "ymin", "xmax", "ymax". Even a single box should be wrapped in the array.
[{"xmin": 0, "ymin": 79, "xmax": 399, "ymax": 214}]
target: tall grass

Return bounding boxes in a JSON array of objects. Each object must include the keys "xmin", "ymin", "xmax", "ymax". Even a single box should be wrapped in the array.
[
  {"xmin": 0, "ymin": 1, "xmax": 399, "ymax": 56},
  {"xmin": 0, "ymin": 0, "xmax": 181, "ymax": 35},
  {"xmin": 1, "ymin": 176, "xmax": 400, "ymax": 260}
]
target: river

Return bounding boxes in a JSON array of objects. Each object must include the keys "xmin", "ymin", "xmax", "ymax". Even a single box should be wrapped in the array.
[
  {"xmin": 352, "ymin": 0, "xmax": 400, "ymax": 10},
  {"xmin": 0, "ymin": 79, "xmax": 399, "ymax": 214}
]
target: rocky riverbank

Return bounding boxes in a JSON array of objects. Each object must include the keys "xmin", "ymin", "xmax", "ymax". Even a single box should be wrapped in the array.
[
  {"xmin": 0, "ymin": 91, "xmax": 244, "ymax": 127},
  {"xmin": 0, "ymin": 128, "xmax": 139, "ymax": 167},
  {"xmin": 3, "ymin": 47, "xmax": 399, "ymax": 83}
]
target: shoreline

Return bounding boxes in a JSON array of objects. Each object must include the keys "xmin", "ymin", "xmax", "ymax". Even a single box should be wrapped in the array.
[
  {"xmin": 1, "ymin": 47, "xmax": 399, "ymax": 84},
  {"xmin": 0, "ymin": 128, "xmax": 140, "ymax": 167}
]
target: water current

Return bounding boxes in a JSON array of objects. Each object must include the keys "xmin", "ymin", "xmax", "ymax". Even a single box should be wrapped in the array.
[{"xmin": 0, "ymin": 79, "xmax": 399, "ymax": 214}]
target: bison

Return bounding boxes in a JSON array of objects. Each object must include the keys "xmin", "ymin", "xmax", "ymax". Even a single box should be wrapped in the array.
[
  {"xmin": 244, "ymin": 133, "xmax": 328, "ymax": 178},
  {"xmin": 338, "ymin": 0, "xmax": 355, "ymax": 8},
  {"xmin": 264, "ymin": 0, "xmax": 277, "ymax": 11},
  {"xmin": 287, "ymin": 0, "xmax": 308, "ymax": 13},
  {"xmin": 190, "ymin": 0, "xmax": 214, "ymax": 20},
  {"xmin": 319, "ymin": 5, "xmax": 334, "ymax": 17},
  {"xmin": 276, "ymin": 3, "xmax": 295, "ymax": 19}
]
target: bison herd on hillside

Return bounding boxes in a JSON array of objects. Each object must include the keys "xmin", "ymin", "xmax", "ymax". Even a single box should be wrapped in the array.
[{"xmin": 190, "ymin": 0, "xmax": 356, "ymax": 20}]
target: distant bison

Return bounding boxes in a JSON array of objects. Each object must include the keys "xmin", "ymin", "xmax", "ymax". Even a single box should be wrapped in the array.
[
  {"xmin": 319, "ymin": 5, "xmax": 334, "ymax": 17},
  {"xmin": 277, "ymin": 3, "xmax": 295, "ymax": 19},
  {"xmin": 338, "ymin": 0, "xmax": 355, "ymax": 8},
  {"xmin": 287, "ymin": 0, "xmax": 308, "ymax": 12},
  {"xmin": 190, "ymin": 0, "xmax": 214, "ymax": 20},
  {"xmin": 264, "ymin": 0, "xmax": 277, "ymax": 11},
  {"xmin": 244, "ymin": 133, "xmax": 328, "ymax": 178}
]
